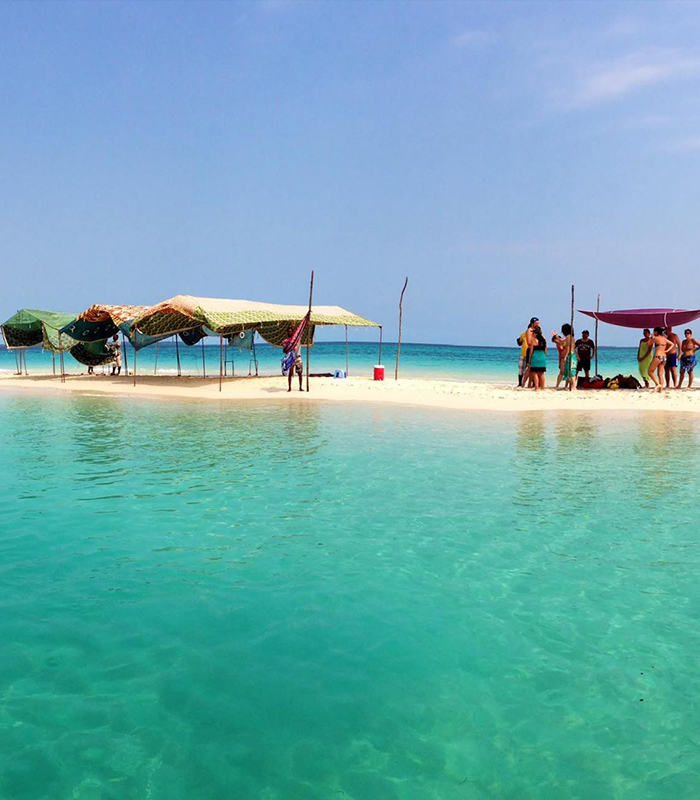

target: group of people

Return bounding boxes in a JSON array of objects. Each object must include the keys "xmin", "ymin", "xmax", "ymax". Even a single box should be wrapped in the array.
[
  {"xmin": 637, "ymin": 327, "xmax": 700, "ymax": 390},
  {"xmin": 86, "ymin": 334, "xmax": 123, "ymax": 376},
  {"xmin": 517, "ymin": 317, "xmax": 700, "ymax": 391},
  {"xmin": 517, "ymin": 317, "xmax": 595, "ymax": 391}
]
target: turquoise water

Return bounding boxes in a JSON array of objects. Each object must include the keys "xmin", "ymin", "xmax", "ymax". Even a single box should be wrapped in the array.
[
  {"xmin": 2, "ymin": 396, "xmax": 699, "ymax": 799},
  {"xmin": 1, "ymin": 340, "xmax": 643, "ymax": 382}
]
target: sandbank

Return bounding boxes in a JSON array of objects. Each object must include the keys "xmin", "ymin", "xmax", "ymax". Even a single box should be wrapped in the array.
[{"xmin": 1, "ymin": 372, "xmax": 699, "ymax": 412}]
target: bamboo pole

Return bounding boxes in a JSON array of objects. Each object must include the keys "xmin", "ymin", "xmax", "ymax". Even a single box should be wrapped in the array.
[
  {"xmin": 175, "ymin": 335, "xmax": 181, "ymax": 377},
  {"xmin": 22, "ymin": 349, "xmax": 28, "ymax": 375},
  {"xmin": 570, "ymin": 285, "xmax": 575, "ymax": 391},
  {"xmin": 133, "ymin": 347, "xmax": 137, "ymax": 387},
  {"xmin": 202, "ymin": 337, "xmax": 206, "ymax": 379},
  {"xmin": 344, "ymin": 325, "xmax": 349, "ymax": 377},
  {"xmin": 121, "ymin": 332, "xmax": 129, "ymax": 376},
  {"xmin": 395, "ymin": 277, "xmax": 409, "ymax": 380},
  {"xmin": 52, "ymin": 352, "xmax": 56, "ymax": 376},
  {"xmin": 154, "ymin": 341, "xmax": 159, "ymax": 376},
  {"xmin": 59, "ymin": 333, "xmax": 65, "ymax": 383},
  {"xmin": 594, "ymin": 293, "xmax": 600, "ymax": 377},
  {"xmin": 378, "ymin": 326, "xmax": 383, "ymax": 365},
  {"xmin": 219, "ymin": 335, "xmax": 223, "ymax": 392},
  {"xmin": 306, "ymin": 270, "xmax": 314, "ymax": 392}
]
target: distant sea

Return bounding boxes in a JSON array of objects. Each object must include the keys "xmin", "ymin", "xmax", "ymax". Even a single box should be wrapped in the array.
[{"xmin": 0, "ymin": 340, "xmax": 644, "ymax": 383}]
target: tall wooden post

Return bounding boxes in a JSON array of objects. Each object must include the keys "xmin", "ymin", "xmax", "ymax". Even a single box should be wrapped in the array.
[
  {"xmin": 154, "ymin": 341, "xmax": 159, "ymax": 376},
  {"xmin": 52, "ymin": 352, "xmax": 56, "ymax": 376},
  {"xmin": 344, "ymin": 325, "xmax": 349, "ymax": 376},
  {"xmin": 175, "ymin": 335, "xmax": 181, "ymax": 377},
  {"xmin": 201, "ymin": 337, "xmax": 206, "ymax": 379},
  {"xmin": 378, "ymin": 326, "xmax": 383, "ymax": 365},
  {"xmin": 594, "ymin": 293, "xmax": 600, "ymax": 377},
  {"xmin": 58, "ymin": 333, "xmax": 65, "ymax": 383},
  {"xmin": 395, "ymin": 277, "xmax": 409, "ymax": 380},
  {"xmin": 133, "ymin": 347, "xmax": 137, "ymax": 387},
  {"xmin": 219, "ymin": 335, "xmax": 223, "ymax": 392},
  {"xmin": 306, "ymin": 270, "xmax": 314, "ymax": 392},
  {"xmin": 121, "ymin": 332, "xmax": 129, "ymax": 376}
]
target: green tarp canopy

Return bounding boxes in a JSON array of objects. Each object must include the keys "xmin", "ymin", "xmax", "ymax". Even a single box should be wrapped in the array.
[{"xmin": 1, "ymin": 309, "xmax": 77, "ymax": 350}]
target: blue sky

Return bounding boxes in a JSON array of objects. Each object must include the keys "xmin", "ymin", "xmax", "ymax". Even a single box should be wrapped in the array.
[{"xmin": 2, "ymin": 0, "xmax": 700, "ymax": 346}]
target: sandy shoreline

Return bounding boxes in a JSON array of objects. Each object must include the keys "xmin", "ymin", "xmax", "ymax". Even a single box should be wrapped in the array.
[{"xmin": 1, "ymin": 372, "xmax": 700, "ymax": 412}]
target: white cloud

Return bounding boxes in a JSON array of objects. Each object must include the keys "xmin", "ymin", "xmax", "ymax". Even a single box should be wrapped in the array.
[
  {"xmin": 569, "ymin": 50, "xmax": 700, "ymax": 107},
  {"xmin": 452, "ymin": 29, "xmax": 494, "ymax": 48}
]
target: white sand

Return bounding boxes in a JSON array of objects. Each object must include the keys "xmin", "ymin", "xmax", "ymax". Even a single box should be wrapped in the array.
[{"xmin": 1, "ymin": 372, "xmax": 700, "ymax": 412}]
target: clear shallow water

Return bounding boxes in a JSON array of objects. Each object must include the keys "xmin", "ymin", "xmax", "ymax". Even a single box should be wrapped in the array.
[
  {"xmin": 1, "ymin": 397, "xmax": 699, "ymax": 799},
  {"xmin": 1, "ymin": 340, "xmax": 644, "ymax": 383}
]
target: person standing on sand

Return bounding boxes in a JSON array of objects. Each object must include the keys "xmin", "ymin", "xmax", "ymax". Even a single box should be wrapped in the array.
[
  {"xmin": 648, "ymin": 327, "xmax": 675, "ymax": 391},
  {"xmin": 517, "ymin": 317, "xmax": 539, "ymax": 388},
  {"xmin": 109, "ymin": 335, "xmax": 122, "ymax": 376},
  {"xmin": 552, "ymin": 323, "xmax": 576, "ymax": 390},
  {"xmin": 282, "ymin": 325, "xmax": 304, "ymax": 392},
  {"xmin": 575, "ymin": 330, "xmax": 595, "ymax": 382},
  {"xmin": 664, "ymin": 326, "xmax": 681, "ymax": 388},
  {"xmin": 528, "ymin": 325, "xmax": 547, "ymax": 391},
  {"xmin": 678, "ymin": 329, "xmax": 700, "ymax": 389},
  {"xmin": 637, "ymin": 329, "xmax": 653, "ymax": 388}
]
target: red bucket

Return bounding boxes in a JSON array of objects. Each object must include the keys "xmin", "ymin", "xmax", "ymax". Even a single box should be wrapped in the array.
[{"xmin": 373, "ymin": 365, "xmax": 385, "ymax": 381}]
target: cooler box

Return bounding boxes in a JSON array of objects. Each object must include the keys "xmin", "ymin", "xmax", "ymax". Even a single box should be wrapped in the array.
[{"xmin": 374, "ymin": 365, "xmax": 385, "ymax": 381}]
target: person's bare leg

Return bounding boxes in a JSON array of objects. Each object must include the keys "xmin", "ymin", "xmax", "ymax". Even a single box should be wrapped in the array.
[
  {"xmin": 287, "ymin": 370, "xmax": 293, "ymax": 392},
  {"xmin": 689, "ymin": 369, "xmax": 695, "ymax": 389},
  {"xmin": 649, "ymin": 360, "xmax": 660, "ymax": 389},
  {"xmin": 678, "ymin": 369, "xmax": 686, "ymax": 389},
  {"xmin": 298, "ymin": 369, "xmax": 303, "ymax": 391},
  {"xmin": 671, "ymin": 367, "xmax": 678, "ymax": 388}
]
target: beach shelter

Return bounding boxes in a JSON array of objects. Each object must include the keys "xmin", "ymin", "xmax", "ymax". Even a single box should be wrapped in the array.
[
  {"xmin": 1, "ymin": 309, "xmax": 77, "ymax": 374},
  {"xmin": 133, "ymin": 294, "xmax": 381, "ymax": 389},
  {"xmin": 580, "ymin": 308, "xmax": 700, "ymax": 329}
]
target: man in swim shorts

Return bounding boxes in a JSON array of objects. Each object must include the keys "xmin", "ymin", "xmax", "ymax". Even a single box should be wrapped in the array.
[
  {"xmin": 679, "ymin": 329, "xmax": 700, "ymax": 389},
  {"xmin": 664, "ymin": 326, "xmax": 682, "ymax": 388},
  {"xmin": 575, "ymin": 330, "xmax": 595, "ymax": 381}
]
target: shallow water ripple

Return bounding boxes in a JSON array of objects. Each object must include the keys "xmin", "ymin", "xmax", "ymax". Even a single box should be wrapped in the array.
[{"xmin": 1, "ymin": 397, "xmax": 699, "ymax": 798}]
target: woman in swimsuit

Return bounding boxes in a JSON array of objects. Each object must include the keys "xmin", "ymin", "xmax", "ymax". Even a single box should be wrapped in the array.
[
  {"xmin": 678, "ymin": 329, "xmax": 700, "ymax": 389},
  {"xmin": 528, "ymin": 325, "xmax": 548, "ymax": 391},
  {"xmin": 551, "ymin": 324, "xmax": 576, "ymax": 391},
  {"xmin": 648, "ymin": 327, "xmax": 675, "ymax": 391}
]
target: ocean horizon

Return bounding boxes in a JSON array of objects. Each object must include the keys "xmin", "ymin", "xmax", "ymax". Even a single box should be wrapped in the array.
[{"xmin": 0, "ymin": 340, "xmax": 646, "ymax": 384}]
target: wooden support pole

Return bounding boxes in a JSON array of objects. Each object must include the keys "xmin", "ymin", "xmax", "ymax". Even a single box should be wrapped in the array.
[
  {"xmin": 306, "ymin": 270, "xmax": 314, "ymax": 392},
  {"xmin": 154, "ymin": 341, "xmax": 159, "ymax": 376},
  {"xmin": 219, "ymin": 335, "xmax": 223, "ymax": 392},
  {"xmin": 345, "ymin": 325, "xmax": 349, "ymax": 377},
  {"xmin": 175, "ymin": 335, "xmax": 181, "ymax": 377},
  {"xmin": 52, "ymin": 352, "xmax": 56, "ymax": 376},
  {"xmin": 133, "ymin": 346, "xmax": 137, "ymax": 387},
  {"xmin": 378, "ymin": 326, "xmax": 383, "ymax": 365},
  {"xmin": 59, "ymin": 333, "xmax": 65, "ymax": 383},
  {"xmin": 594, "ymin": 293, "xmax": 600, "ymax": 377},
  {"xmin": 202, "ymin": 337, "xmax": 206, "ymax": 379},
  {"xmin": 121, "ymin": 332, "xmax": 129, "ymax": 376},
  {"xmin": 395, "ymin": 277, "xmax": 409, "ymax": 380}
]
